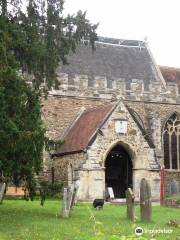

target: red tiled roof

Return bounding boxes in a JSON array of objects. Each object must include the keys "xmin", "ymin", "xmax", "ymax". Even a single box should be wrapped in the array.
[
  {"xmin": 56, "ymin": 103, "xmax": 116, "ymax": 155},
  {"xmin": 160, "ymin": 66, "xmax": 180, "ymax": 89}
]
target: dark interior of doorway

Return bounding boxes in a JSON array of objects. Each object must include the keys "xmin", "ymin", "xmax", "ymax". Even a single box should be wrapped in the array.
[{"xmin": 105, "ymin": 145, "xmax": 133, "ymax": 198}]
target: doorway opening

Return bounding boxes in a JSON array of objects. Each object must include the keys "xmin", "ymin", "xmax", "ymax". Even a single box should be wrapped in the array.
[{"xmin": 105, "ymin": 144, "xmax": 133, "ymax": 198}]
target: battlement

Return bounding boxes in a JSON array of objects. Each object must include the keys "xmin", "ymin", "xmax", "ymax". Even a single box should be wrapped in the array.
[{"xmin": 49, "ymin": 73, "xmax": 180, "ymax": 103}]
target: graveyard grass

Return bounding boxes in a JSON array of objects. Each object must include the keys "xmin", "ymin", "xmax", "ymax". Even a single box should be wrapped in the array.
[{"xmin": 0, "ymin": 199, "xmax": 179, "ymax": 240}]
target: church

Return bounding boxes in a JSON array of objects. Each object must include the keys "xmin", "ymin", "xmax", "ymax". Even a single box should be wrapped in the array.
[{"xmin": 42, "ymin": 37, "xmax": 180, "ymax": 201}]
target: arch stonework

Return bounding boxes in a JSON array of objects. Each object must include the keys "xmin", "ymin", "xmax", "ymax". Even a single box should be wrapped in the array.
[
  {"xmin": 75, "ymin": 103, "xmax": 160, "ymax": 200},
  {"xmin": 162, "ymin": 112, "xmax": 180, "ymax": 170},
  {"xmin": 102, "ymin": 140, "xmax": 136, "ymax": 168},
  {"xmin": 105, "ymin": 143, "xmax": 133, "ymax": 198}
]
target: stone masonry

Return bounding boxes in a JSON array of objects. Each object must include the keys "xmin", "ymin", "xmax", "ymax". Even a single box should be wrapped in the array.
[{"xmin": 42, "ymin": 38, "xmax": 180, "ymax": 201}]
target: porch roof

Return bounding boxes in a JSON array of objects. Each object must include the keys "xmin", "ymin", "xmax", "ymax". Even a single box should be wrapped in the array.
[{"xmin": 53, "ymin": 103, "xmax": 116, "ymax": 156}]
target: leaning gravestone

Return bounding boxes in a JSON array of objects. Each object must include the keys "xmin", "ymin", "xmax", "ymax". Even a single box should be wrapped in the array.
[
  {"xmin": 62, "ymin": 185, "xmax": 77, "ymax": 218},
  {"xmin": 0, "ymin": 183, "xmax": 6, "ymax": 204},
  {"xmin": 169, "ymin": 180, "xmax": 179, "ymax": 196},
  {"xmin": 70, "ymin": 186, "xmax": 78, "ymax": 209},
  {"xmin": 125, "ymin": 188, "xmax": 135, "ymax": 221},
  {"xmin": 140, "ymin": 178, "xmax": 152, "ymax": 222}
]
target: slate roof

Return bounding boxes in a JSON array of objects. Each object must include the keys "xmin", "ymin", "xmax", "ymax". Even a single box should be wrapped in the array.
[
  {"xmin": 57, "ymin": 37, "xmax": 161, "ymax": 90},
  {"xmin": 160, "ymin": 66, "xmax": 180, "ymax": 90},
  {"xmin": 54, "ymin": 103, "xmax": 116, "ymax": 156}
]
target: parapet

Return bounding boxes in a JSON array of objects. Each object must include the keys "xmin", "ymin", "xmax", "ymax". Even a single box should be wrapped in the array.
[{"xmin": 49, "ymin": 73, "xmax": 180, "ymax": 103}]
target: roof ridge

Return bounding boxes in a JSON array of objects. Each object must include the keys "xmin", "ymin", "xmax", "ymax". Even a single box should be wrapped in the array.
[
  {"xmin": 82, "ymin": 102, "xmax": 116, "ymax": 114},
  {"xmin": 97, "ymin": 36, "xmax": 145, "ymax": 47},
  {"xmin": 160, "ymin": 65, "xmax": 180, "ymax": 71},
  {"xmin": 86, "ymin": 102, "xmax": 119, "ymax": 149}
]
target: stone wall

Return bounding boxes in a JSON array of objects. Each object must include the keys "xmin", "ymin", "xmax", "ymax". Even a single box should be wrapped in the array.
[
  {"xmin": 49, "ymin": 73, "xmax": 180, "ymax": 103},
  {"xmin": 125, "ymin": 100, "xmax": 180, "ymax": 158},
  {"xmin": 42, "ymin": 95, "xmax": 180, "ymax": 143},
  {"xmin": 81, "ymin": 101, "xmax": 160, "ymax": 200},
  {"xmin": 40, "ymin": 71, "xmax": 180, "ymax": 201},
  {"xmin": 53, "ymin": 101, "xmax": 160, "ymax": 201},
  {"xmin": 42, "ymin": 96, "xmax": 108, "ymax": 139},
  {"xmin": 53, "ymin": 152, "xmax": 85, "ymax": 185}
]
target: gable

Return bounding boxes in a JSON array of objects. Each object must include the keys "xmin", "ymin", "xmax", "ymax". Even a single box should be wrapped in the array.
[{"xmin": 54, "ymin": 103, "xmax": 116, "ymax": 156}]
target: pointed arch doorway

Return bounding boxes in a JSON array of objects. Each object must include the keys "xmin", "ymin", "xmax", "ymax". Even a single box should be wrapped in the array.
[{"xmin": 105, "ymin": 145, "xmax": 133, "ymax": 198}]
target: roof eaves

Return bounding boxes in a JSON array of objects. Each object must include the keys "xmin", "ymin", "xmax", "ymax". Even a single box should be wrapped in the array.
[{"xmin": 51, "ymin": 149, "xmax": 83, "ymax": 158}]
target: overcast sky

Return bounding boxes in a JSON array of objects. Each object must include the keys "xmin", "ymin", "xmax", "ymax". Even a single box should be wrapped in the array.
[{"xmin": 64, "ymin": 0, "xmax": 180, "ymax": 68}]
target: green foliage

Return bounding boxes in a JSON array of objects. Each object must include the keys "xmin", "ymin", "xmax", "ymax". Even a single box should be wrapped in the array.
[
  {"xmin": 39, "ymin": 181, "xmax": 62, "ymax": 198},
  {"xmin": 0, "ymin": 0, "xmax": 98, "ymax": 91},
  {"xmin": 0, "ymin": 67, "xmax": 45, "ymax": 197},
  {"xmin": 0, "ymin": 0, "xmax": 97, "ymax": 200}
]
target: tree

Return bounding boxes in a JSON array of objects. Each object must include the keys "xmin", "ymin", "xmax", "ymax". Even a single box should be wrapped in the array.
[
  {"xmin": 0, "ymin": 68, "xmax": 45, "ymax": 200},
  {"xmin": 0, "ymin": 0, "xmax": 98, "ymax": 91},
  {"xmin": 0, "ymin": 0, "xmax": 97, "ymax": 199}
]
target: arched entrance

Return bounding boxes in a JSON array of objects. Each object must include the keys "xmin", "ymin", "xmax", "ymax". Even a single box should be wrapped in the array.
[{"xmin": 105, "ymin": 145, "xmax": 133, "ymax": 198}]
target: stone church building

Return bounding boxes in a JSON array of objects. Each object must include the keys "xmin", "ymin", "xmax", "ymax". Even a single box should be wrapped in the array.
[{"xmin": 42, "ymin": 37, "xmax": 180, "ymax": 201}]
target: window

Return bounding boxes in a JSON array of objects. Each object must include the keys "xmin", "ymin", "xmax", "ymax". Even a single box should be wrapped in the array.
[{"xmin": 163, "ymin": 113, "xmax": 180, "ymax": 170}]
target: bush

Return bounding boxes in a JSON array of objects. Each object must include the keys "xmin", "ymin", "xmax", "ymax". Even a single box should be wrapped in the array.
[
  {"xmin": 39, "ymin": 181, "xmax": 63, "ymax": 197},
  {"xmin": 38, "ymin": 181, "xmax": 63, "ymax": 206}
]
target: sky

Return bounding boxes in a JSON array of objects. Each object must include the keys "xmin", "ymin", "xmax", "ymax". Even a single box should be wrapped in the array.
[{"xmin": 64, "ymin": 0, "xmax": 180, "ymax": 68}]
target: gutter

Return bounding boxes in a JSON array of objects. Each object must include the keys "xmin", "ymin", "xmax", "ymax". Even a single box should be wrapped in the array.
[{"xmin": 51, "ymin": 150, "xmax": 83, "ymax": 158}]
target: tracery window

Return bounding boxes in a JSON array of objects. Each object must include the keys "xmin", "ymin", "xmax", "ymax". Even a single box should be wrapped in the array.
[{"xmin": 163, "ymin": 113, "xmax": 180, "ymax": 170}]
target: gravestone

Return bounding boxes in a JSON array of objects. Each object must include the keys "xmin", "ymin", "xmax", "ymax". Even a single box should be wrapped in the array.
[
  {"xmin": 125, "ymin": 188, "xmax": 135, "ymax": 221},
  {"xmin": 62, "ymin": 187, "xmax": 69, "ymax": 218},
  {"xmin": 0, "ymin": 183, "xmax": 6, "ymax": 204},
  {"xmin": 140, "ymin": 178, "xmax": 152, "ymax": 222},
  {"xmin": 70, "ymin": 186, "xmax": 78, "ymax": 209},
  {"xmin": 169, "ymin": 180, "xmax": 179, "ymax": 196},
  {"xmin": 62, "ymin": 185, "xmax": 78, "ymax": 218}
]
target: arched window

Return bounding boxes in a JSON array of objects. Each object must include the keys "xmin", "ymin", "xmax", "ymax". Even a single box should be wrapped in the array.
[{"xmin": 163, "ymin": 113, "xmax": 180, "ymax": 169}]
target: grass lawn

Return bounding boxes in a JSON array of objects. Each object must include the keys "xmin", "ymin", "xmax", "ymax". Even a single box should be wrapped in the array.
[{"xmin": 0, "ymin": 199, "xmax": 179, "ymax": 240}]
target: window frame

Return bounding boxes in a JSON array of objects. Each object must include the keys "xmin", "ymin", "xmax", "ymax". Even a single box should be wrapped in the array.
[{"xmin": 162, "ymin": 112, "xmax": 180, "ymax": 170}]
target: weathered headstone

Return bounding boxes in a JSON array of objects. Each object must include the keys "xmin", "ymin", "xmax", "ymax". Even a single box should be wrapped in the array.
[
  {"xmin": 169, "ymin": 180, "xmax": 179, "ymax": 196},
  {"xmin": 62, "ymin": 185, "xmax": 78, "ymax": 218},
  {"xmin": 125, "ymin": 188, "xmax": 135, "ymax": 221},
  {"xmin": 70, "ymin": 186, "xmax": 78, "ymax": 210},
  {"xmin": 67, "ymin": 186, "xmax": 74, "ymax": 211},
  {"xmin": 0, "ymin": 183, "xmax": 6, "ymax": 204},
  {"xmin": 62, "ymin": 187, "xmax": 69, "ymax": 218},
  {"xmin": 140, "ymin": 178, "xmax": 152, "ymax": 222}
]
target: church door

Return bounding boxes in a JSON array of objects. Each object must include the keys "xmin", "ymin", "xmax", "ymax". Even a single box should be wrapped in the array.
[{"xmin": 105, "ymin": 145, "xmax": 133, "ymax": 198}]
